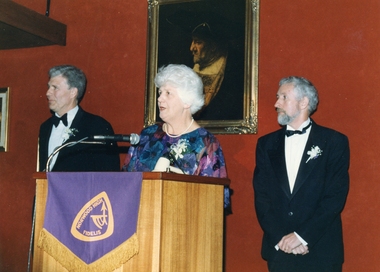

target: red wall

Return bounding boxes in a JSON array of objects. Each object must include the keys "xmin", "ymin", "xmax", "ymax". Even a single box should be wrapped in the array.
[{"xmin": 0, "ymin": 0, "xmax": 378, "ymax": 271}]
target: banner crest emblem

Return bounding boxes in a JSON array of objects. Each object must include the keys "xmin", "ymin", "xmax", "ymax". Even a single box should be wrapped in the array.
[{"xmin": 71, "ymin": 191, "xmax": 114, "ymax": 242}]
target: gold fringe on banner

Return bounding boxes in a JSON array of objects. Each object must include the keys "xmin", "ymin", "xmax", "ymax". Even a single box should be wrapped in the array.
[{"xmin": 38, "ymin": 228, "xmax": 139, "ymax": 272}]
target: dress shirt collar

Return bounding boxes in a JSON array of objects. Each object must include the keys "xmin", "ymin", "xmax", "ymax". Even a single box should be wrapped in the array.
[
  {"xmin": 286, "ymin": 118, "xmax": 311, "ymax": 132},
  {"xmin": 54, "ymin": 106, "xmax": 78, "ymax": 127}
]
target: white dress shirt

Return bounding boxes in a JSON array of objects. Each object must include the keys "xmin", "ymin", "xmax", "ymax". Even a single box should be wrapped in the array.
[
  {"xmin": 281, "ymin": 118, "xmax": 311, "ymax": 249},
  {"xmin": 48, "ymin": 106, "xmax": 79, "ymax": 169},
  {"xmin": 285, "ymin": 119, "xmax": 311, "ymax": 193}
]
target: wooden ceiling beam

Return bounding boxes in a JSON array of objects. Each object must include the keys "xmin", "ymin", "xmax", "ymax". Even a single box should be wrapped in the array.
[{"xmin": 0, "ymin": 0, "xmax": 66, "ymax": 50}]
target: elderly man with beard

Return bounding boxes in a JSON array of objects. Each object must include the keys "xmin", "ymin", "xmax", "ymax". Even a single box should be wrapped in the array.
[
  {"xmin": 253, "ymin": 76, "xmax": 350, "ymax": 272},
  {"xmin": 165, "ymin": 8, "xmax": 245, "ymax": 120},
  {"xmin": 190, "ymin": 22, "xmax": 228, "ymax": 109},
  {"xmin": 189, "ymin": 21, "xmax": 245, "ymax": 120}
]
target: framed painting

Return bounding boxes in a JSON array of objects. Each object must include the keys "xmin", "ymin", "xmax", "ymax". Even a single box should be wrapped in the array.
[
  {"xmin": 145, "ymin": 0, "xmax": 259, "ymax": 134},
  {"xmin": 0, "ymin": 87, "xmax": 9, "ymax": 151}
]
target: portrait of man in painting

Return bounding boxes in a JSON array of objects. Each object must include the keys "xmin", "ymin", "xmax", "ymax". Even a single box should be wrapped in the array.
[{"xmin": 157, "ymin": 0, "xmax": 246, "ymax": 121}]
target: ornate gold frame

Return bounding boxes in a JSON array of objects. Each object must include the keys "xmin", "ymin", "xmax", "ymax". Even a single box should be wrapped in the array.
[
  {"xmin": 145, "ymin": 0, "xmax": 259, "ymax": 134},
  {"xmin": 0, "ymin": 87, "xmax": 9, "ymax": 151}
]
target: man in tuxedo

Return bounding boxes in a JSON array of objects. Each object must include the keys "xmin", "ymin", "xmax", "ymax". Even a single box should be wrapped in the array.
[
  {"xmin": 38, "ymin": 65, "xmax": 120, "ymax": 172},
  {"xmin": 253, "ymin": 76, "xmax": 349, "ymax": 271}
]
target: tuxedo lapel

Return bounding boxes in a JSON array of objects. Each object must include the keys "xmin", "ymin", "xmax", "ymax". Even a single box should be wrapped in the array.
[
  {"xmin": 54, "ymin": 108, "xmax": 84, "ymax": 163},
  {"xmin": 39, "ymin": 118, "xmax": 54, "ymax": 169},
  {"xmin": 291, "ymin": 124, "xmax": 323, "ymax": 197},
  {"xmin": 69, "ymin": 107, "xmax": 84, "ymax": 133},
  {"xmin": 268, "ymin": 130, "xmax": 292, "ymax": 199}
]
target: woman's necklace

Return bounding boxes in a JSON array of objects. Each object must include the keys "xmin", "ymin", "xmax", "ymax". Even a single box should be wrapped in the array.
[{"xmin": 164, "ymin": 118, "xmax": 194, "ymax": 138}]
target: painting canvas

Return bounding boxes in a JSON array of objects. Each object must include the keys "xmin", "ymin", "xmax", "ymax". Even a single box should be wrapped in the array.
[{"xmin": 145, "ymin": 0, "xmax": 259, "ymax": 134}]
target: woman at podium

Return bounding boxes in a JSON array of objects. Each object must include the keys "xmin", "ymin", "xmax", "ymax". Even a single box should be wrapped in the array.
[{"xmin": 122, "ymin": 64, "xmax": 231, "ymax": 212}]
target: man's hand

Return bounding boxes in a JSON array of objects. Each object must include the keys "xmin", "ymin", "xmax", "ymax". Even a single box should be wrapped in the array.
[
  {"xmin": 291, "ymin": 244, "xmax": 309, "ymax": 255},
  {"xmin": 277, "ymin": 233, "xmax": 309, "ymax": 255}
]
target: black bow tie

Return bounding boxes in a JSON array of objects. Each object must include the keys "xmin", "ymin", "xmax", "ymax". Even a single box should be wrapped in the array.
[
  {"xmin": 52, "ymin": 113, "xmax": 68, "ymax": 127},
  {"xmin": 285, "ymin": 122, "xmax": 312, "ymax": 137}
]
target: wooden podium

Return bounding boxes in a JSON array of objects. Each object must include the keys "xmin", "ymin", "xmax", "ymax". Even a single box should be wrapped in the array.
[{"xmin": 32, "ymin": 172, "xmax": 230, "ymax": 272}]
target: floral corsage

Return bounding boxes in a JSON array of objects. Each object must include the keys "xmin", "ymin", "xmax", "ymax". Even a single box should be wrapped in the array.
[
  {"xmin": 169, "ymin": 139, "xmax": 190, "ymax": 161},
  {"xmin": 306, "ymin": 145, "xmax": 322, "ymax": 163}
]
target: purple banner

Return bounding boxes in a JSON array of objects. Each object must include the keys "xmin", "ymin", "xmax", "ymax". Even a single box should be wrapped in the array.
[{"xmin": 44, "ymin": 172, "xmax": 142, "ymax": 264}]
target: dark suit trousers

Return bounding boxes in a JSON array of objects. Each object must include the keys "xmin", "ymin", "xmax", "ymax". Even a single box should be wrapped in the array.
[{"xmin": 268, "ymin": 261, "xmax": 342, "ymax": 272}]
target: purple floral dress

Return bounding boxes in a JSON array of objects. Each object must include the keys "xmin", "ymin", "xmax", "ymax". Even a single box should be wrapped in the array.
[
  {"xmin": 122, "ymin": 124, "xmax": 231, "ymax": 212},
  {"xmin": 122, "ymin": 123, "xmax": 227, "ymax": 177}
]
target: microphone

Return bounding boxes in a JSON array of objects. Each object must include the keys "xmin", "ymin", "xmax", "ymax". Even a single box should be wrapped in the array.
[
  {"xmin": 91, "ymin": 133, "xmax": 140, "ymax": 144},
  {"xmin": 45, "ymin": 137, "xmax": 107, "ymax": 172}
]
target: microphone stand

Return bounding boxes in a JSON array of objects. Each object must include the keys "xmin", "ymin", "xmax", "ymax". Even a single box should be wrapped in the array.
[
  {"xmin": 27, "ymin": 137, "xmax": 107, "ymax": 272},
  {"xmin": 45, "ymin": 137, "xmax": 107, "ymax": 172}
]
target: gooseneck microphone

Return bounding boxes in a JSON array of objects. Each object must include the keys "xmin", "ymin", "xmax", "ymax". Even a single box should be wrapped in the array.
[
  {"xmin": 91, "ymin": 133, "xmax": 140, "ymax": 145},
  {"xmin": 45, "ymin": 134, "xmax": 140, "ymax": 172}
]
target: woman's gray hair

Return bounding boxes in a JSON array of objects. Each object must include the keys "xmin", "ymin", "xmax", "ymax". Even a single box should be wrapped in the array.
[
  {"xmin": 279, "ymin": 76, "xmax": 319, "ymax": 115},
  {"xmin": 155, "ymin": 64, "xmax": 204, "ymax": 114},
  {"xmin": 49, "ymin": 65, "xmax": 87, "ymax": 104}
]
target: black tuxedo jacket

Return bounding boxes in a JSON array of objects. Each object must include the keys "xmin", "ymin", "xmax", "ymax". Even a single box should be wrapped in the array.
[
  {"xmin": 38, "ymin": 107, "xmax": 120, "ymax": 172},
  {"xmin": 253, "ymin": 121, "xmax": 349, "ymax": 266}
]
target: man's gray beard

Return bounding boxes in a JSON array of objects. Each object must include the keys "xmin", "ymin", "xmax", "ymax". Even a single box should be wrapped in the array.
[{"xmin": 277, "ymin": 111, "xmax": 300, "ymax": 126}]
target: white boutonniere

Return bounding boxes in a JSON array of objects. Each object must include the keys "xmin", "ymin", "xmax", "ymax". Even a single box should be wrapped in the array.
[
  {"xmin": 62, "ymin": 128, "xmax": 78, "ymax": 142},
  {"xmin": 306, "ymin": 145, "xmax": 322, "ymax": 163}
]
